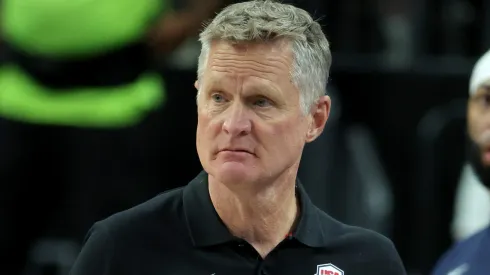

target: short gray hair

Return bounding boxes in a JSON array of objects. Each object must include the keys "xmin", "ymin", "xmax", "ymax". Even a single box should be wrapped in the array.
[{"xmin": 197, "ymin": 0, "xmax": 332, "ymax": 114}]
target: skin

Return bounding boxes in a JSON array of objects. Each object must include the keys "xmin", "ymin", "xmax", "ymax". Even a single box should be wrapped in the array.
[
  {"xmin": 195, "ymin": 39, "xmax": 331, "ymax": 257},
  {"xmin": 468, "ymin": 79, "xmax": 490, "ymax": 166}
]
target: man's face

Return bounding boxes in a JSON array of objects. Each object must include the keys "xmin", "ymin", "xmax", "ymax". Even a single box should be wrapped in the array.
[
  {"xmin": 467, "ymin": 79, "xmax": 490, "ymax": 188},
  {"xmin": 195, "ymin": 40, "xmax": 330, "ymax": 188}
]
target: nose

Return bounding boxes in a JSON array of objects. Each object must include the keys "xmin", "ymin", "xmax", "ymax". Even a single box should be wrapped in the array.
[{"xmin": 222, "ymin": 103, "xmax": 252, "ymax": 137}]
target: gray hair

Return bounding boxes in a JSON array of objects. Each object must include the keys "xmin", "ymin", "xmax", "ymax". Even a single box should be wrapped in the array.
[{"xmin": 197, "ymin": 0, "xmax": 332, "ymax": 114}]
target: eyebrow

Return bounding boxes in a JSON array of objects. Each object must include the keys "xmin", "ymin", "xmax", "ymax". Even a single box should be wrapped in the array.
[
  {"xmin": 203, "ymin": 77, "xmax": 226, "ymax": 92},
  {"xmin": 245, "ymin": 83, "xmax": 284, "ymax": 99},
  {"xmin": 474, "ymin": 85, "xmax": 490, "ymax": 99},
  {"xmin": 205, "ymin": 74, "xmax": 282, "ymax": 94}
]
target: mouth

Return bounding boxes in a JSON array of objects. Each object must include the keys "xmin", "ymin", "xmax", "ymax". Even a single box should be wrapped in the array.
[{"xmin": 218, "ymin": 148, "xmax": 254, "ymax": 155}]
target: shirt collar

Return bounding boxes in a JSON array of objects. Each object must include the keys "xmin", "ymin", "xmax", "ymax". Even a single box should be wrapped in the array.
[
  {"xmin": 183, "ymin": 171, "xmax": 236, "ymax": 247},
  {"xmin": 183, "ymin": 171, "xmax": 333, "ymax": 247}
]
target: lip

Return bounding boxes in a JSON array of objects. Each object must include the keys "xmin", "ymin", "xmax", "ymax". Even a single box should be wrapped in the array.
[{"xmin": 218, "ymin": 148, "xmax": 254, "ymax": 155}]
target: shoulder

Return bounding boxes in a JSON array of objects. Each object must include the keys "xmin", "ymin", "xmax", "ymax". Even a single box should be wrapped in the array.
[
  {"xmin": 432, "ymin": 227, "xmax": 490, "ymax": 275},
  {"xmin": 75, "ymin": 187, "xmax": 185, "ymax": 257},
  {"xmin": 98, "ymin": 186, "xmax": 185, "ymax": 238},
  {"xmin": 317, "ymin": 209, "xmax": 406, "ymax": 274},
  {"xmin": 70, "ymin": 187, "xmax": 187, "ymax": 274}
]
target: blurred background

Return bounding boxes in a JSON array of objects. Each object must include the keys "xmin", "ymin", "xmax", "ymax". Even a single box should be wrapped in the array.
[{"xmin": 1, "ymin": 0, "xmax": 489, "ymax": 274}]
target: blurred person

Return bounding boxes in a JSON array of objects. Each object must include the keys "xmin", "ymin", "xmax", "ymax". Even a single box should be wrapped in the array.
[
  {"xmin": 69, "ymin": 1, "xmax": 406, "ymax": 274},
  {"xmin": 432, "ymin": 49, "xmax": 490, "ymax": 275},
  {"xmin": 0, "ymin": 0, "xmax": 224, "ymax": 274}
]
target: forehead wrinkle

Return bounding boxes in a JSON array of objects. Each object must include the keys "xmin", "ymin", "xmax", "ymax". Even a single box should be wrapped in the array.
[
  {"xmin": 211, "ymin": 66, "xmax": 278, "ymax": 81},
  {"xmin": 209, "ymin": 67, "xmax": 287, "ymax": 94},
  {"xmin": 206, "ymin": 72, "xmax": 248, "ymax": 95},
  {"xmin": 211, "ymin": 60, "xmax": 287, "ymax": 78},
  {"xmin": 212, "ymin": 51, "xmax": 291, "ymax": 68},
  {"xmin": 211, "ymin": 47, "xmax": 291, "ymax": 69}
]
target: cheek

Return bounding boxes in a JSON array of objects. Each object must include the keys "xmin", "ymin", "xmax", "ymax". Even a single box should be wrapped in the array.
[
  {"xmin": 196, "ymin": 115, "xmax": 209, "ymax": 138},
  {"xmin": 262, "ymin": 119, "xmax": 306, "ymax": 153},
  {"xmin": 196, "ymin": 115, "xmax": 213, "ymax": 160},
  {"xmin": 468, "ymin": 114, "xmax": 486, "ymax": 140},
  {"xmin": 197, "ymin": 112, "xmax": 221, "ymax": 139},
  {"xmin": 468, "ymin": 123, "xmax": 479, "ymax": 142}
]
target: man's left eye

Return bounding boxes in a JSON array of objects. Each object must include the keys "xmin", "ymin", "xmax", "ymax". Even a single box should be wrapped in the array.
[
  {"xmin": 254, "ymin": 98, "xmax": 272, "ymax": 107},
  {"xmin": 211, "ymin": 93, "xmax": 225, "ymax": 102}
]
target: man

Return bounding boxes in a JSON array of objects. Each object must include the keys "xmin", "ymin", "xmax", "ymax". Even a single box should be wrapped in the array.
[
  {"xmin": 70, "ymin": 1, "xmax": 406, "ymax": 274},
  {"xmin": 432, "ymin": 49, "xmax": 490, "ymax": 275}
]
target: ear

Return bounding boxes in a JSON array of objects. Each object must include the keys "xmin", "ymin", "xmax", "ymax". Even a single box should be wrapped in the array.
[
  {"xmin": 305, "ymin": 95, "xmax": 331, "ymax": 143},
  {"xmin": 194, "ymin": 80, "xmax": 199, "ymax": 90}
]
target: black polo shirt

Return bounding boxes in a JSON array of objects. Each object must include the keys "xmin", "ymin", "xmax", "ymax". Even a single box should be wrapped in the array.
[{"xmin": 70, "ymin": 171, "xmax": 406, "ymax": 275}]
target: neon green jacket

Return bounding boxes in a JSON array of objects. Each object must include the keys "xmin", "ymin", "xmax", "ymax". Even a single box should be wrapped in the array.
[{"xmin": 0, "ymin": 0, "xmax": 168, "ymax": 127}]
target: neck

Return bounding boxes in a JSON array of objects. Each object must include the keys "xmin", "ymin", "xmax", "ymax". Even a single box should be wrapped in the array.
[{"xmin": 208, "ymin": 171, "xmax": 299, "ymax": 256}]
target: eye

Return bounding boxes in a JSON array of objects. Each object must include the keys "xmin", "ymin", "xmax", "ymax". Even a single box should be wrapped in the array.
[
  {"xmin": 211, "ymin": 93, "xmax": 226, "ymax": 103},
  {"xmin": 476, "ymin": 93, "xmax": 490, "ymax": 108},
  {"xmin": 253, "ymin": 97, "xmax": 272, "ymax": 108},
  {"xmin": 484, "ymin": 94, "xmax": 490, "ymax": 105}
]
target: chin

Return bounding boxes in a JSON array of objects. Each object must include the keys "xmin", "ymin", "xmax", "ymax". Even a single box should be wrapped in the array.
[{"xmin": 212, "ymin": 162, "xmax": 257, "ymax": 185}]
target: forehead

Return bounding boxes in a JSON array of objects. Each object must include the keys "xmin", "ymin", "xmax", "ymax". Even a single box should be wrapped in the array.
[
  {"xmin": 472, "ymin": 78, "xmax": 490, "ymax": 97},
  {"xmin": 204, "ymin": 40, "xmax": 293, "ymax": 82}
]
